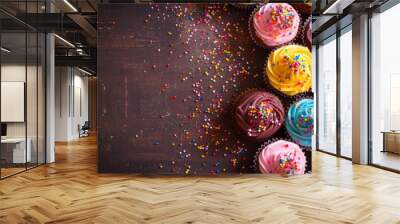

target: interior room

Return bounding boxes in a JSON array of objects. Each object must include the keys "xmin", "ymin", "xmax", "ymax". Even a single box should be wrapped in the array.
[{"xmin": 0, "ymin": 0, "xmax": 400, "ymax": 223}]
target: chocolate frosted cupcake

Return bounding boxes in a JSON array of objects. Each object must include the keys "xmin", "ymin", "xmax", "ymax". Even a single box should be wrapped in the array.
[
  {"xmin": 266, "ymin": 44, "xmax": 312, "ymax": 96},
  {"xmin": 303, "ymin": 17, "xmax": 312, "ymax": 49},
  {"xmin": 285, "ymin": 98, "xmax": 314, "ymax": 147},
  {"xmin": 257, "ymin": 139, "xmax": 306, "ymax": 175},
  {"xmin": 250, "ymin": 3, "xmax": 301, "ymax": 48},
  {"xmin": 234, "ymin": 90, "xmax": 285, "ymax": 142}
]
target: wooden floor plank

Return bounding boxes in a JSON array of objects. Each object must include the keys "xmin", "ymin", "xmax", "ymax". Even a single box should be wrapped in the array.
[{"xmin": 0, "ymin": 135, "xmax": 400, "ymax": 223}]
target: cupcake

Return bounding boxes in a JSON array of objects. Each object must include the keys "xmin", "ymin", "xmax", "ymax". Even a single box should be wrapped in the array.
[
  {"xmin": 303, "ymin": 17, "xmax": 312, "ymax": 49},
  {"xmin": 251, "ymin": 3, "xmax": 300, "ymax": 48},
  {"xmin": 285, "ymin": 98, "xmax": 314, "ymax": 147},
  {"xmin": 266, "ymin": 44, "xmax": 312, "ymax": 96},
  {"xmin": 234, "ymin": 90, "xmax": 285, "ymax": 142},
  {"xmin": 258, "ymin": 139, "xmax": 306, "ymax": 175}
]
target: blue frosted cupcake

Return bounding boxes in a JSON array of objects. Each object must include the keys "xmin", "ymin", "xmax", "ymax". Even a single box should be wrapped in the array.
[{"xmin": 285, "ymin": 99, "xmax": 314, "ymax": 147}]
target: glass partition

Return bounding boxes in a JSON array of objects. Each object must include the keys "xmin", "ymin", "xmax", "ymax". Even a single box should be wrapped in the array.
[
  {"xmin": 38, "ymin": 32, "xmax": 45, "ymax": 165},
  {"xmin": 27, "ymin": 30, "xmax": 38, "ymax": 169},
  {"xmin": 0, "ymin": 30, "xmax": 28, "ymax": 177},
  {"xmin": 0, "ymin": 2, "xmax": 46, "ymax": 179}
]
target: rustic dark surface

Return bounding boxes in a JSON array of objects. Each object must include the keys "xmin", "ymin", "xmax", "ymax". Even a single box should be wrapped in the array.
[{"xmin": 98, "ymin": 3, "xmax": 312, "ymax": 175}]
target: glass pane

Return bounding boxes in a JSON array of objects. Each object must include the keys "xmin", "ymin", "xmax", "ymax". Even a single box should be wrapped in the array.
[
  {"xmin": 371, "ymin": 4, "xmax": 400, "ymax": 171},
  {"xmin": 340, "ymin": 29, "xmax": 352, "ymax": 158},
  {"xmin": 1, "ymin": 30, "xmax": 27, "ymax": 177},
  {"xmin": 318, "ymin": 37, "xmax": 337, "ymax": 154},
  {"xmin": 27, "ymin": 31, "xmax": 38, "ymax": 169},
  {"xmin": 38, "ymin": 32, "xmax": 45, "ymax": 165}
]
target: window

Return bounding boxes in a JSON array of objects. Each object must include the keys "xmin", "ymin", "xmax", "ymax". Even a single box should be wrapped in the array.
[
  {"xmin": 370, "ymin": 3, "xmax": 400, "ymax": 171},
  {"xmin": 340, "ymin": 27, "xmax": 352, "ymax": 158},
  {"xmin": 317, "ymin": 36, "xmax": 337, "ymax": 154}
]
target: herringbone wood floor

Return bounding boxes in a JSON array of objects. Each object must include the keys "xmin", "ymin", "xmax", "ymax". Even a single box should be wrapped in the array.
[{"xmin": 1, "ymin": 135, "xmax": 400, "ymax": 224}]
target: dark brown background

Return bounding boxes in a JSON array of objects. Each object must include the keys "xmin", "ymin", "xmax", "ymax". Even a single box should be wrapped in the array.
[{"xmin": 98, "ymin": 3, "xmax": 312, "ymax": 174}]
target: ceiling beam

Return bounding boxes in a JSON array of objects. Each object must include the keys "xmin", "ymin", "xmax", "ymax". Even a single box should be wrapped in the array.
[{"xmin": 55, "ymin": 55, "xmax": 96, "ymax": 71}]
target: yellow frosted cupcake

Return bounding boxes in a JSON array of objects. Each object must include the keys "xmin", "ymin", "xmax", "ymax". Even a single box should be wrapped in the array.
[{"xmin": 266, "ymin": 45, "xmax": 312, "ymax": 96}]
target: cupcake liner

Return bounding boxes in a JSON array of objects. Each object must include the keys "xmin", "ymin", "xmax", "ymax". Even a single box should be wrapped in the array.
[
  {"xmin": 253, "ymin": 137, "xmax": 283, "ymax": 172},
  {"xmin": 284, "ymin": 96, "xmax": 314, "ymax": 150},
  {"xmin": 263, "ymin": 44, "xmax": 313, "ymax": 99},
  {"xmin": 253, "ymin": 137, "xmax": 309, "ymax": 175},
  {"xmin": 248, "ymin": 4, "xmax": 303, "ymax": 50},
  {"xmin": 248, "ymin": 8, "xmax": 270, "ymax": 49},
  {"xmin": 287, "ymin": 92, "xmax": 314, "ymax": 108},
  {"xmin": 302, "ymin": 16, "xmax": 312, "ymax": 50},
  {"xmin": 232, "ymin": 88, "xmax": 286, "ymax": 143},
  {"xmin": 303, "ymin": 148, "xmax": 312, "ymax": 173}
]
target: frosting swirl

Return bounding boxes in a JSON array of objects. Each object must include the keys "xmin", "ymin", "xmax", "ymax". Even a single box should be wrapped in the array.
[
  {"xmin": 235, "ymin": 90, "xmax": 285, "ymax": 141},
  {"xmin": 285, "ymin": 99, "xmax": 314, "ymax": 147},
  {"xmin": 266, "ymin": 45, "xmax": 312, "ymax": 96},
  {"xmin": 258, "ymin": 140, "xmax": 305, "ymax": 175},
  {"xmin": 253, "ymin": 3, "xmax": 300, "ymax": 47}
]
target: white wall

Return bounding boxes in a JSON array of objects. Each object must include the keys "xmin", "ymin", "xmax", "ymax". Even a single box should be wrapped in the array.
[
  {"xmin": 55, "ymin": 67, "xmax": 70, "ymax": 141},
  {"xmin": 1, "ymin": 63, "xmax": 46, "ymax": 164},
  {"xmin": 1, "ymin": 65, "xmax": 41, "ymax": 137},
  {"xmin": 55, "ymin": 67, "xmax": 89, "ymax": 141},
  {"xmin": 1, "ymin": 65, "xmax": 27, "ymax": 140},
  {"xmin": 72, "ymin": 73, "xmax": 89, "ymax": 138}
]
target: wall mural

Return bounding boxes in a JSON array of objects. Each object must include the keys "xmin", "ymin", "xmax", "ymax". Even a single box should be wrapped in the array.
[{"xmin": 98, "ymin": 3, "xmax": 313, "ymax": 175}]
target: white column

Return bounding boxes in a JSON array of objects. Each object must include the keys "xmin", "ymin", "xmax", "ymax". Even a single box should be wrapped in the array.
[
  {"xmin": 46, "ymin": 32, "xmax": 55, "ymax": 163},
  {"xmin": 55, "ymin": 67, "xmax": 73, "ymax": 141},
  {"xmin": 352, "ymin": 14, "xmax": 369, "ymax": 164},
  {"xmin": 45, "ymin": 0, "xmax": 56, "ymax": 163}
]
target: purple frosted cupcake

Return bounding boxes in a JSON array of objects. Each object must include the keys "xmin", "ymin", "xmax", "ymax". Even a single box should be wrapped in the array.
[{"xmin": 234, "ymin": 90, "xmax": 285, "ymax": 142}]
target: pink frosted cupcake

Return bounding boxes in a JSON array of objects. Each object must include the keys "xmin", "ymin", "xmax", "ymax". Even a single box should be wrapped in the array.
[
  {"xmin": 258, "ymin": 140, "xmax": 306, "ymax": 175},
  {"xmin": 251, "ymin": 3, "xmax": 300, "ymax": 48}
]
